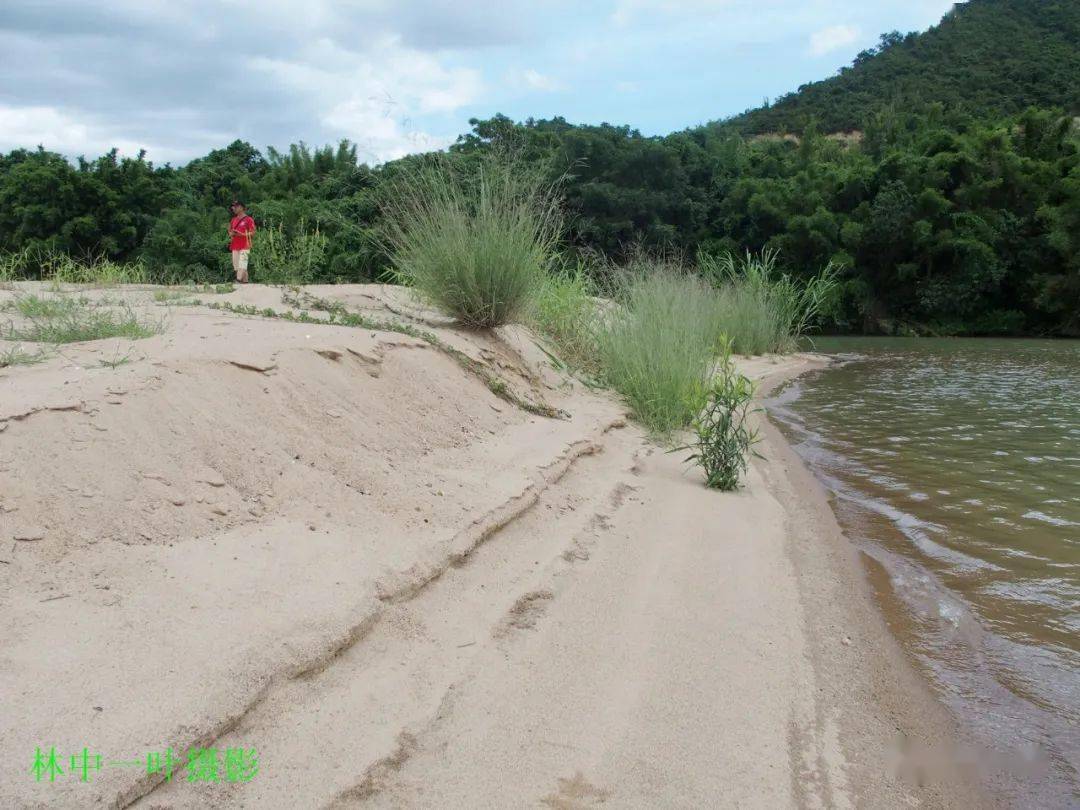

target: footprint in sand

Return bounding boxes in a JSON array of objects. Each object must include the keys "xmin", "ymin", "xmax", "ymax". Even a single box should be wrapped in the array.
[{"xmin": 540, "ymin": 770, "xmax": 611, "ymax": 808}]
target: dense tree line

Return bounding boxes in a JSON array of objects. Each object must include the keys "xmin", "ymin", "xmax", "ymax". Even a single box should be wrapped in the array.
[
  {"xmin": 1, "ymin": 104, "xmax": 1077, "ymax": 335},
  {"xmin": 455, "ymin": 108, "xmax": 1079, "ymax": 335}
]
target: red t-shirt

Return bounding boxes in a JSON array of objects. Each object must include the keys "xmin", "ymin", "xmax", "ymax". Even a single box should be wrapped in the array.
[{"xmin": 230, "ymin": 215, "xmax": 255, "ymax": 251}]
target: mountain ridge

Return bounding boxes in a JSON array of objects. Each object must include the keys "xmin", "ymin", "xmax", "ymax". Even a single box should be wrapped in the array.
[{"xmin": 722, "ymin": 0, "xmax": 1080, "ymax": 135}]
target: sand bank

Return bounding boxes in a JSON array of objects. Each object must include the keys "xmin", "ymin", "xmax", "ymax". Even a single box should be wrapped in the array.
[{"xmin": 0, "ymin": 284, "xmax": 986, "ymax": 808}]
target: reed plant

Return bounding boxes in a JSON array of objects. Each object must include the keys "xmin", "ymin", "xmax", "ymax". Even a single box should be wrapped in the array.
[
  {"xmin": 249, "ymin": 219, "xmax": 328, "ymax": 284},
  {"xmin": 701, "ymin": 249, "xmax": 838, "ymax": 355},
  {"xmin": 379, "ymin": 152, "xmax": 564, "ymax": 328},
  {"xmin": 0, "ymin": 248, "xmax": 32, "ymax": 285}
]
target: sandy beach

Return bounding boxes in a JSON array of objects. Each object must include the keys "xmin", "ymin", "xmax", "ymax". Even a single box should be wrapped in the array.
[{"xmin": 1, "ymin": 283, "xmax": 988, "ymax": 808}]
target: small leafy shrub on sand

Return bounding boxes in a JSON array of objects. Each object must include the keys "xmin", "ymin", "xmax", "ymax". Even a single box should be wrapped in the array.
[
  {"xmin": 701, "ymin": 249, "xmax": 838, "ymax": 355},
  {"xmin": 380, "ymin": 152, "xmax": 563, "ymax": 328},
  {"xmin": 154, "ymin": 283, "xmax": 234, "ymax": 301},
  {"xmin": 595, "ymin": 261, "xmax": 724, "ymax": 436},
  {"xmin": 3, "ymin": 294, "xmax": 161, "ymax": 344},
  {"xmin": 153, "ymin": 290, "xmax": 199, "ymax": 306},
  {"xmin": 6, "ymin": 294, "xmax": 77, "ymax": 319},
  {"xmin": 674, "ymin": 347, "xmax": 761, "ymax": 491}
]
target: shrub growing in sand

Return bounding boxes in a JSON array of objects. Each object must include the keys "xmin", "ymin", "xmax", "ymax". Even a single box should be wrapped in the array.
[
  {"xmin": 379, "ymin": 152, "xmax": 564, "ymax": 328},
  {"xmin": 594, "ymin": 259, "xmax": 724, "ymax": 436},
  {"xmin": 701, "ymin": 249, "xmax": 838, "ymax": 355},
  {"xmin": 672, "ymin": 343, "xmax": 761, "ymax": 490}
]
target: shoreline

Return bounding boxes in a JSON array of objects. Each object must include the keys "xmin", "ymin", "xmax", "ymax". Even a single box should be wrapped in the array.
[
  {"xmin": 753, "ymin": 357, "xmax": 995, "ymax": 809},
  {"xmin": 0, "ymin": 283, "xmax": 993, "ymax": 807}
]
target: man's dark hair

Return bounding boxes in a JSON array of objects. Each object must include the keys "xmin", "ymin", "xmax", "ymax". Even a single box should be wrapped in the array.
[{"xmin": 231, "ymin": 200, "xmax": 244, "ymax": 208}]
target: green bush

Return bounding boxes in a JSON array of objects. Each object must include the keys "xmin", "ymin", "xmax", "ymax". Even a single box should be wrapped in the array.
[
  {"xmin": 379, "ymin": 152, "xmax": 564, "ymax": 328},
  {"xmin": 673, "ymin": 346, "xmax": 761, "ymax": 490}
]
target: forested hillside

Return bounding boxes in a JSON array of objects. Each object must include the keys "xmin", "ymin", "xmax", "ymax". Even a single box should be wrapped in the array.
[
  {"xmin": 730, "ymin": 0, "xmax": 1080, "ymax": 134},
  {"xmin": 1, "ymin": 0, "xmax": 1078, "ymax": 335}
]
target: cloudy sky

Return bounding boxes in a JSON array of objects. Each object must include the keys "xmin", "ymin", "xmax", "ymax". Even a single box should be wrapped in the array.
[{"xmin": 0, "ymin": 0, "xmax": 959, "ymax": 165}]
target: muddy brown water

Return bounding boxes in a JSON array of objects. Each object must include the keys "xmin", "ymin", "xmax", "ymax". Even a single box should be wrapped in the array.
[{"xmin": 768, "ymin": 337, "xmax": 1079, "ymax": 808}]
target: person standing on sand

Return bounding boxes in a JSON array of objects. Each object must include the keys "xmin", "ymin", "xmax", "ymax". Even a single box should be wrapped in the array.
[{"xmin": 228, "ymin": 201, "xmax": 256, "ymax": 284}]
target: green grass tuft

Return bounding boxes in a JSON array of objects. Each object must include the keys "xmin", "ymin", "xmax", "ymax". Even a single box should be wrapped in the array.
[
  {"xmin": 526, "ymin": 258, "xmax": 600, "ymax": 373},
  {"xmin": 0, "ymin": 344, "xmax": 50, "ymax": 368},
  {"xmin": 380, "ymin": 152, "xmax": 564, "ymax": 328},
  {"xmin": 3, "ymin": 294, "xmax": 161, "ymax": 344}
]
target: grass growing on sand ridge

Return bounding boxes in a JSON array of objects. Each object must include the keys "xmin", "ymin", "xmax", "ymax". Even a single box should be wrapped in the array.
[
  {"xmin": 2, "ymin": 294, "xmax": 161, "ymax": 344},
  {"xmin": 380, "ymin": 152, "xmax": 564, "ymax": 329}
]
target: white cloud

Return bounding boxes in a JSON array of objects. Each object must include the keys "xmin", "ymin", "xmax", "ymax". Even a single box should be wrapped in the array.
[
  {"xmin": 504, "ymin": 68, "xmax": 565, "ymax": 95},
  {"xmin": 248, "ymin": 36, "xmax": 482, "ymax": 162},
  {"xmin": 0, "ymin": 0, "xmax": 495, "ymax": 163},
  {"xmin": 522, "ymin": 69, "xmax": 562, "ymax": 92},
  {"xmin": 0, "ymin": 104, "xmax": 219, "ymax": 163},
  {"xmin": 808, "ymin": 24, "xmax": 861, "ymax": 56}
]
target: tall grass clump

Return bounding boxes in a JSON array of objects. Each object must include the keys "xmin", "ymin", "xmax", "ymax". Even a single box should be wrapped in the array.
[
  {"xmin": 380, "ymin": 152, "xmax": 564, "ymax": 328},
  {"xmin": 0, "ymin": 250, "xmax": 150, "ymax": 286},
  {"xmin": 527, "ymin": 257, "xmax": 599, "ymax": 371},
  {"xmin": 701, "ymin": 249, "xmax": 838, "ymax": 355},
  {"xmin": 39, "ymin": 253, "xmax": 149, "ymax": 286},
  {"xmin": 0, "ymin": 249, "xmax": 32, "ymax": 285},
  {"xmin": 595, "ymin": 260, "xmax": 724, "ymax": 435},
  {"xmin": 249, "ymin": 218, "xmax": 328, "ymax": 284}
]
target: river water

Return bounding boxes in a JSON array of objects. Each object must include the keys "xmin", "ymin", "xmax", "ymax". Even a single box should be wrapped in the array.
[{"xmin": 767, "ymin": 337, "xmax": 1079, "ymax": 808}]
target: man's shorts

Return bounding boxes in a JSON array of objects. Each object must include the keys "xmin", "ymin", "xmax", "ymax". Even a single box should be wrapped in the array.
[{"xmin": 231, "ymin": 249, "xmax": 250, "ymax": 273}]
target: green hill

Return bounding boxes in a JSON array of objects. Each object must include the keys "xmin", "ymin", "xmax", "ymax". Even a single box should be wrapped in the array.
[{"xmin": 730, "ymin": 0, "xmax": 1080, "ymax": 134}]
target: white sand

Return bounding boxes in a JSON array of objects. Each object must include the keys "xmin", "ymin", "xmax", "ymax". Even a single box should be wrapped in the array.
[{"xmin": 0, "ymin": 284, "xmax": 987, "ymax": 808}]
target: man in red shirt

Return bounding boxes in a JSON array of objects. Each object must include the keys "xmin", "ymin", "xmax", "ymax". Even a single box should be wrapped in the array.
[{"xmin": 228, "ymin": 201, "xmax": 256, "ymax": 283}]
